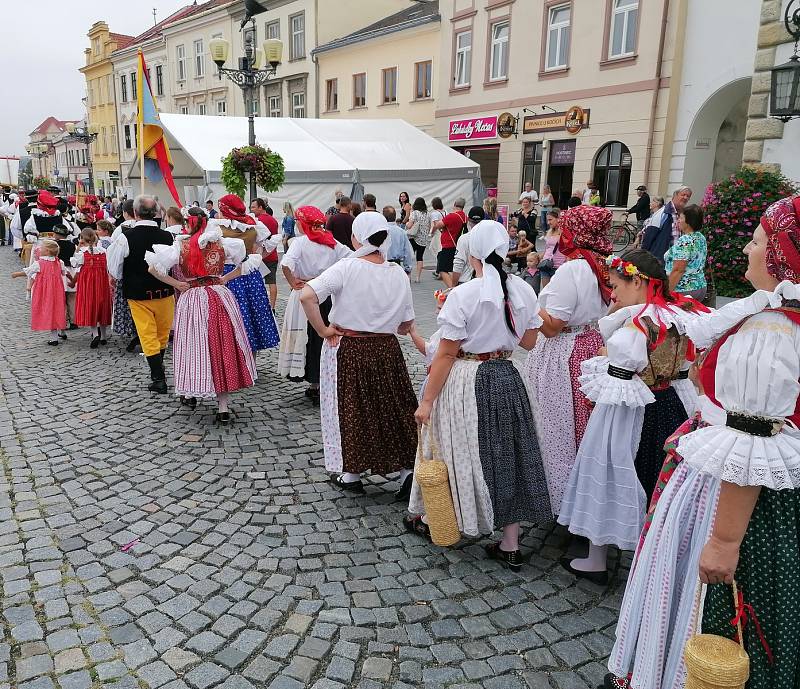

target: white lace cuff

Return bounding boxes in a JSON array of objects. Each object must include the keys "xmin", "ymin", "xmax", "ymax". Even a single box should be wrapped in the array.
[{"xmin": 579, "ymin": 356, "xmax": 655, "ymax": 407}]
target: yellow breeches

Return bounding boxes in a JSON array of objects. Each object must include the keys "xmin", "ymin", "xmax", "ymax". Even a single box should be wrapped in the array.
[{"xmin": 128, "ymin": 297, "xmax": 174, "ymax": 356}]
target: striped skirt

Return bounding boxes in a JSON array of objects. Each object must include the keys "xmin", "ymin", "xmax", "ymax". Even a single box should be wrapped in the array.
[{"xmin": 172, "ymin": 284, "xmax": 257, "ymax": 399}]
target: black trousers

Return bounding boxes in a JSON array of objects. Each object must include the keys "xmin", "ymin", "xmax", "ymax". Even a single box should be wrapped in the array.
[{"xmin": 305, "ymin": 297, "xmax": 332, "ymax": 385}]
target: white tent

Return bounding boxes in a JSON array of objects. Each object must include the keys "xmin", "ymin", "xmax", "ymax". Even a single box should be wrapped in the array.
[
  {"xmin": 126, "ymin": 114, "xmax": 480, "ymax": 215},
  {"xmin": 0, "ymin": 157, "xmax": 20, "ymax": 186}
]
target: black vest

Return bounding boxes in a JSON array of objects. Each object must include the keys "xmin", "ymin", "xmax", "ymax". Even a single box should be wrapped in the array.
[
  {"xmin": 19, "ymin": 202, "xmax": 32, "ymax": 231},
  {"xmin": 33, "ymin": 213, "xmax": 61, "ymax": 234},
  {"xmin": 56, "ymin": 240, "xmax": 75, "ymax": 267},
  {"xmin": 122, "ymin": 222, "xmax": 175, "ymax": 300}
]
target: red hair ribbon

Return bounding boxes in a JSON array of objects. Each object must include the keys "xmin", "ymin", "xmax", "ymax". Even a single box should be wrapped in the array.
[
  {"xmin": 186, "ymin": 214, "xmax": 210, "ymax": 278},
  {"xmin": 631, "ymin": 279, "xmax": 710, "ymax": 350},
  {"xmin": 731, "ymin": 588, "xmax": 774, "ymax": 665}
]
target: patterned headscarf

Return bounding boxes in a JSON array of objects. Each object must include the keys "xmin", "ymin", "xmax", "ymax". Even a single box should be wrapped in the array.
[
  {"xmin": 36, "ymin": 190, "xmax": 59, "ymax": 215},
  {"xmin": 218, "ymin": 194, "xmax": 255, "ymax": 226},
  {"xmin": 558, "ymin": 205, "xmax": 614, "ymax": 304},
  {"xmin": 760, "ymin": 196, "xmax": 800, "ymax": 284},
  {"xmin": 295, "ymin": 206, "xmax": 336, "ymax": 248}
]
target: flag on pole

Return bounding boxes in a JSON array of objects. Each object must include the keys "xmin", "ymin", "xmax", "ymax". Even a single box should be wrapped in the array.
[
  {"xmin": 75, "ymin": 179, "xmax": 86, "ymax": 210},
  {"xmin": 136, "ymin": 50, "xmax": 181, "ymax": 205}
]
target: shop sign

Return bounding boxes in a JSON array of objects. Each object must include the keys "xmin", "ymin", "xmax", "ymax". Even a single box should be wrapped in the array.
[
  {"xmin": 449, "ymin": 116, "xmax": 498, "ymax": 142},
  {"xmin": 550, "ymin": 140, "xmax": 576, "ymax": 166},
  {"xmin": 523, "ymin": 106, "xmax": 591, "ymax": 135},
  {"xmin": 497, "ymin": 112, "xmax": 517, "ymax": 139}
]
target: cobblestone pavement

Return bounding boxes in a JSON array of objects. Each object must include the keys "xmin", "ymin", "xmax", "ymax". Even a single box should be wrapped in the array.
[{"xmin": 0, "ymin": 246, "xmax": 628, "ymax": 689}]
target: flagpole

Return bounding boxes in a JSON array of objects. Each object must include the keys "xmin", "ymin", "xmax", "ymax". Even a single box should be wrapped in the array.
[{"xmin": 137, "ymin": 51, "xmax": 145, "ymax": 197}]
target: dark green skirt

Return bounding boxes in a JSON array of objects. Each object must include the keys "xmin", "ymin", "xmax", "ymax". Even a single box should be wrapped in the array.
[{"xmin": 702, "ymin": 488, "xmax": 800, "ymax": 689}]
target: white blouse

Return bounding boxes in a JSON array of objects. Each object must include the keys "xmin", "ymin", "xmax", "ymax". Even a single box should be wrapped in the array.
[
  {"xmin": 538, "ymin": 258, "xmax": 607, "ymax": 326},
  {"xmin": 282, "ymin": 235, "xmax": 352, "ymax": 280},
  {"xmin": 24, "ymin": 255, "xmax": 64, "ymax": 278},
  {"xmin": 437, "ymin": 275, "xmax": 542, "ymax": 353},
  {"xmin": 70, "ymin": 246, "xmax": 106, "ymax": 269},
  {"xmin": 144, "ymin": 227, "xmax": 260, "ymax": 276},
  {"xmin": 678, "ymin": 281, "xmax": 800, "ymax": 490},
  {"xmin": 308, "ymin": 258, "xmax": 414, "ymax": 334}
]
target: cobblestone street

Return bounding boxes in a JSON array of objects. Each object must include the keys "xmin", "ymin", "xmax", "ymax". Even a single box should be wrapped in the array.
[{"xmin": 0, "ymin": 246, "xmax": 626, "ymax": 689}]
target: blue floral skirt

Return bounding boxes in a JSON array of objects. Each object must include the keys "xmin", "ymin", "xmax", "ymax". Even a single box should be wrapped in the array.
[{"xmin": 222, "ymin": 264, "xmax": 279, "ymax": 351}]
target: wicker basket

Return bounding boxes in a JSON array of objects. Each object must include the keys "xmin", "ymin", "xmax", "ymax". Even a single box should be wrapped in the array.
[
  {"xmin": 684, "ymin": 581, "xmax": 749, "ymax": 689},
  {"xmin": 415, "ymin": 425, "xmax": 460, "ymax": 547}
]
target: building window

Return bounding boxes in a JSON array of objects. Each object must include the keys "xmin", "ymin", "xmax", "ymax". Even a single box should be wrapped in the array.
[
  {"xmin": 155, "ymin": 65, "xmax": 164, "ymax": 96},
  {"xmin": 93, "ymin": 38, "xmax": 100, "ymax": 55},
  {"xmin": 609, "ymin": 0, "xmax": 639, "ymax": 58},
  {"xmin": 292, "ymin": 92, "xmax": 305, "ymax": 118},
  {"xmin": 194, "ymin": 40, "xmax": 205, "ymax": 77},
  {"xmin": 217, "ymin": 100, "xmax": 227, "ymax": 116},
  {"xmin": 546, "ymin": 4, "xmax": 571, "ymax": 70},
  {"xmin": 110, "ymin": 125, "xmax": 117, "ymax": 154},
  {"xmin": 197, "ymin": 103, "xmax": 206, "ymax": 115},
  {"xmin": 522, "ymin": 142, "xmax": 544, "ymax": 193},
  {"xmin": 290, "ymin": 13, "xmax": 305, "ymax": 60},
  {"xmin": 120, "ymin": 74, "xmax": 128, "ymax": 102},
  {"xmin": 179, "ymin": 105, "xmax": 189, "ymax": 115},
  {"xmin": 489, "ymin": 22, "xmax": 509, "ymax": 81},
  {"xmin": 326, "ymin": 79, "xmax": 338, "ymax": 111},
  {"xmin": 176, "ymin": 44, "xmax": 186, "ymax": 81},
  {"xmin": 124, "ymin": 125, "xmax": 131, "ymax": 150},
  {"xmin": 353, "ymin": 73, "xmax": 367, "ymax": 108},
  {"xmin": 593, "ymin": 141, "xmax": 632, "ymax": 207},
  {"xmin": 269, "ymin": 95, "xmax": 281, "ymax": 117},
  {"xmin": 454, "ymin": 30, "xmax": 472, "ymax": 88},
  {"xmin": 266, "ymin": 20, "xmax": 280, "ymax": 39},
  {"xmin": 101, "ymin": 127, "xmax": 107, "ymax": 155},
  {"xmin": 382, "ymin": 67, "xmax": 397, "ymax": 104},
  {"xmin": 131, "ymin": 72, "xmax": 137, "ymax": 100},
  {"xmin": 415, "ymin": 61, "xmax": 432, "ymax": 100}
]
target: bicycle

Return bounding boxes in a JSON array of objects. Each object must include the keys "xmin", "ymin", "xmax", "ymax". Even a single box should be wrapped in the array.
[{"xmin": 610, "ymin": 216, "xmax": 640, "ymax": 252}]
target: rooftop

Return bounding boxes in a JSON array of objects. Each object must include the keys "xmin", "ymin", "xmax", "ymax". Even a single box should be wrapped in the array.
[
  {"xmin": 109, "ymin": 32, "xmax": 136, "ymax": 51},
  {"xmin": 120, "ymin": 0, "xmax": 232, "ymax": 50},
  {"xmin": 29, "ymin": 117, "xmax": 81, "ymax": 137},
  {"xmin": 313, "ymin": 0, "xmax": 440, "ymax": 55}
]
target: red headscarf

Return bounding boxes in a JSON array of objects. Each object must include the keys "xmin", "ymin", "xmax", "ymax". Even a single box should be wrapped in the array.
[
  {"xmin": 760, "ymin": 196, "xmax": 800, "ymax": 284},
  {"xmin": 36, "ymin": 190, "xmax": 59, "ymax": 215},
  {"xmin": 558, "ymin": 205, "xmax": 614, "ymax": 304},
  {"xmin": 218, "ymin": 194, "xmax": 255, "ymax": 226},
  {"xmin": 186, "ymin": 212, "xmax": 210, "ymax": 277},
  {"xmin": 295, "ymin": 205, "xmax": 336, "ymax": 248}
]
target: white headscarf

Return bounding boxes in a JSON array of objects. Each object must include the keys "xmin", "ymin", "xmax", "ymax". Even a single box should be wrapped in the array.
[
  {"xmin": 351, "ymin": 211, "xmax": 391, "ymax": 259},
  {"xmin": 468, "ymin": 219, "xmax": 510, "ymax": 305}
]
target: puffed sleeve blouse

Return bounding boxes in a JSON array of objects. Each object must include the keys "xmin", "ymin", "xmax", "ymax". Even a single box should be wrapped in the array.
[{"xmin": 144, "ymin": 226, "xmax": 260, "ymax": 276}]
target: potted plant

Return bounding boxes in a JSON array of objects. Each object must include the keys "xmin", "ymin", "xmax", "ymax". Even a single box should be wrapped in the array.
[{"xmin": 220, "ymin": 144, "xmax": 285, "ymax": 198}]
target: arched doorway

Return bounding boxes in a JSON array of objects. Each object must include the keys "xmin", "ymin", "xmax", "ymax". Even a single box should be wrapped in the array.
[{"xmin": 682, "ymin": 78, "xmax": 751, "ymax": 196}]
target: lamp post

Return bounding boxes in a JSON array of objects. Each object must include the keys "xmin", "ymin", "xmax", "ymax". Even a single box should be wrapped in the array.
[
  {"xmin": 209, "ymin": 21, "xmax": 283, "ymax": 201},
  {"xmin": 769, "ymin": 0, "xmax": 800, "ymax": 122},
  {"xmin": 65, "ymin": 123, "xmax": 99, "ymax": 194}
]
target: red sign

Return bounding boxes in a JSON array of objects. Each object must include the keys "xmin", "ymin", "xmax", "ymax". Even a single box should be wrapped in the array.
[{"xmin": 449, "ymin": 116, "xmax": 498, "ymax": 142}]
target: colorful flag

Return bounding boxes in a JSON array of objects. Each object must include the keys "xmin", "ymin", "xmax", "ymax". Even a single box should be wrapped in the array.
[
  {"xmin": 75, "ymin": 179, "xmax": 86, "ymax": 210},
  {"xmin": 137, "ymin": 50, "xmax": 181, "ymax": 205}
]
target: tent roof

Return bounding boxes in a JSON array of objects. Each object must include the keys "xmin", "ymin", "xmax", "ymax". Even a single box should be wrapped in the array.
[{"xmin": 156, "ymin": 114, "xmax": 479, "ymax": 184}]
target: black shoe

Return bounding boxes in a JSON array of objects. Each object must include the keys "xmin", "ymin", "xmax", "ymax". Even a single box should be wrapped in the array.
[
  {"xmin": 216, "ymin": 411, "xmax": 231, "ymax": 426},
  {"xmin": 90, "ymin": 335, "xmax": 101, "ymax": 349},
  {"xmin": 180, "ymin": 396, "xmax": 197, "ymax": 410},
  {"xmin": 47, "ymin": 340, "xmax": 58, "ymax": 346},
  {"xmin": 395, "ymin": 473, "xmax": 413, "ymax": 501},
  {"xmin": 148, "ymin": 379, "xmax": 168, "ymax": 394},
  {"xmin": 100, "ymin": 339, "xmax": 108, "ymax": 346},
  {"xmin": 603, "ymin": 673, "xmax": 631, "ymax": 689},
  {"xmin": 559, "ymin": 556, "xmax": 609, "ymax": 586},
  {"xmin": 126, "ymin": 336, "xmax": 140, "ymax": 353},
  {"xmin": 403, "ymin": 515, "xmax": 431, "ymax": 541},
  {"xmin": 58, "ymin": 332, "xmax": 67, "ymax": 340},
  {"xmin": 329, "ymin": 473, "xmax": 365, "ymax": 494},
  {"xmin": 68, "ymin": 323, "xmax": 79, "ymax": 331},
  {"xmin": 485, "ymin": 542, "xmax": 523, "ymax": 573}
]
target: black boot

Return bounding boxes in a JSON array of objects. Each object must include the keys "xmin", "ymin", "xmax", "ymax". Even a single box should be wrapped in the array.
[{"xmin": 146, "ymin": 353, "xmax": 168, "ymax": 394}]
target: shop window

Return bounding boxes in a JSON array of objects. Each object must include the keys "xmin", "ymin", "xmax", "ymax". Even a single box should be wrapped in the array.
[
  {"xmin": 521, "ymin": 142, "xmax": 543, "ymax": 194},
  {"xmin": 593, "ymin": 141, "xmax": 632, "ymax": 207}
]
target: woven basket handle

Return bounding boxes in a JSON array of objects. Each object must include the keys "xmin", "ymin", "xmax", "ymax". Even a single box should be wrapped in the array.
[
  {"xmin": 417, "ymin": 422, "xmax": 441, "ymax": 464},
  {"xmin": 692, "ymin": 579, "xmax": 745, "ymax": 651}
]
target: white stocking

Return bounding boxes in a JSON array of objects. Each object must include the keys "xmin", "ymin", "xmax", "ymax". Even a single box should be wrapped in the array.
[{"xmin": 570, "ymin": 543, "xmax": 608, "ymax": 573}]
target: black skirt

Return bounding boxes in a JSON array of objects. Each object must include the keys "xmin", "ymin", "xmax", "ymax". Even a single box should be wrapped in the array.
[{"xmin": 305, "ymin": 297, "xmax": 331, "ymax": 385}]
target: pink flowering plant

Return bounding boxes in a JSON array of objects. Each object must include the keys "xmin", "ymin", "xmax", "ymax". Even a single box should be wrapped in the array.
[
  {"xmin": 220, "ymin": 144, "xmax": 285, "ymax": 198},
  {"xmin": 702, "ymin": 166, "xmax": 797, "ymax": 297}
]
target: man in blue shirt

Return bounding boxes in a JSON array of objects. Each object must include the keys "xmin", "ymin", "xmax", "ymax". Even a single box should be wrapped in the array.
[
  {"xmin": 641, "ymin": 185, "xmax": 692, "ymax": 264},
  {"xmin": 383, "ymin": 205, "xmax": 414, "ymax": 274}
]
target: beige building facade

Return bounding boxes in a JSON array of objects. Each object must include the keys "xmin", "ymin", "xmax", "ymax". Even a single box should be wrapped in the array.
[
  {"xmin": 314, "ymin": 3, "xmax": 440, "ymax": 135},
  {"xmin": 434, "ymin": 0, "xmax": 682, "ymax": 212}
]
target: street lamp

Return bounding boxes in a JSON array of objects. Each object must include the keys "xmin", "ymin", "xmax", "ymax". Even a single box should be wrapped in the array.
[
  {"xmin": 210, "ymin": 20, "xmax": 283, "ymax": 201},
  {"xmin": 65, "ymin": 122, "xmax": 99, "ymax": 194},
  {"xmin": 770, "ymin": 0, "xmax": 800, "ymax": 122}
]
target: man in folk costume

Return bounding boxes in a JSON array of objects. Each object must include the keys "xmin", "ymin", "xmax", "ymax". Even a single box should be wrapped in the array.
[
  {"xmin": 24, "ymin": 190, "xmax": 63, "ymax": 262},
  {"xmin": 0, "ymin": 188, "xmax": 18, "ymax": 246},
  {"xmin": 107, "ymin": 195, "xmax": 175, "ymax": 393},
  {"xmin": 9, "ymin": 190, "xmax": 38, "ymax": 258}
]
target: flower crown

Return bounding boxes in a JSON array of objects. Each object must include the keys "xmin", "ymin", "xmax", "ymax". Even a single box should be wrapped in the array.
[
  {"xmin": 606, "ymin": 255, "xmax": 652, "ymax": 280},
  {"xmin": 434, "ymin": 288, "xmax": 451, "ymax": 305}
]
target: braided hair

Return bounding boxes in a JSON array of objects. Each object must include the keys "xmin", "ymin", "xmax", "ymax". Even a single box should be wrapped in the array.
[{"xmin": 483, "ymin": 251, "xmax": 515, "ymax": 334}]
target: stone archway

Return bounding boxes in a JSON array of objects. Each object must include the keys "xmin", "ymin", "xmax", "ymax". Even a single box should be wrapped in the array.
[{"xmin": 682, "ymin": 78, "xmax": 752, "ymax": 196}]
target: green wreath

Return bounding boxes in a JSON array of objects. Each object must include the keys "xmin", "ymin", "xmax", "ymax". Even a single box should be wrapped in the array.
[{"xmin": 221, "ymin": 144, "xmax": 286, "ymax": 198}]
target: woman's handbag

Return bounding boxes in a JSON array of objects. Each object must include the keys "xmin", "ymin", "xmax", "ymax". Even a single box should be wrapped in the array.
[
  {"xmin": 415, "ymin": 424, "xmax": 461, "ymax": 547},
  {"xmin": 684, "ymin": 580, "xmax": 750, "ymax": 689}
]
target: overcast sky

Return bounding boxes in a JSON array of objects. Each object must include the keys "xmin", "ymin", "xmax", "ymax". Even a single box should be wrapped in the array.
[{"xmin": 1, "ymin": 0, "xmax": 186, "ymax": 157}]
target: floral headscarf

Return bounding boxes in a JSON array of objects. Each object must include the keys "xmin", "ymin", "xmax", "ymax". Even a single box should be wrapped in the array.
[
  {"xmin": 218, "ymin": 194, "xmax": 255, "ymax": 226},
  {"xmin": 558, "ymin": 205, "xmax": 614, "ymax": 304},
  {"xmin": 760, "ymin": 196, "xmax": 800, "ymax": 284},
  {"xmin": 295, "ymin": 205, "xmax": 336, "ymax": 248}
]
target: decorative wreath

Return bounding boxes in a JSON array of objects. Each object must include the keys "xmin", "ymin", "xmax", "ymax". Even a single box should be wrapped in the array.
[{"xmin": 220, "ymin": 144, "xmax": 285, "ymax": 198}]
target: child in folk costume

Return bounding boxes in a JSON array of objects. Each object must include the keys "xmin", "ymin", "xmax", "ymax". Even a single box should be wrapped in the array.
[
  {"xmin": 212, "ymin": 194, "xmax": 280, "ymax": 352},
  {"xmin": 557, "ymin": 249, "xmax": 710, "ymax": 585},
  {"xmin": 144, "ymin": 207, "xmax": 260, "ymax": 424},
  {"xmin": 70, "ymin": 228, "xmax": 112, "ymax": 348},
  {"xmin": 109, "ymin": 200, "xmax": 140, "ymax": 353},
  {"xmin": 407, "ymin": 221, "xmax": 552, "ymax": 571},
  {"xmin": 278, "ymin": 206, "xmax": 351, "ymax": 398},
  {"xmin": 11, "ymin": 239, "xmax": 67, "ymax": 345},
  {"xmin": 95, "ymin": 220, "xmax": 114, "ymax": 250}
]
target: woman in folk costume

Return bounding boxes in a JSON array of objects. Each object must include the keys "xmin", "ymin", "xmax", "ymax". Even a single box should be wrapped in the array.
[
  {"xmin": 278, "ymin": 206, "xmax": 351, "ymax": 399},
  {"xmin": 70, "ymin": 228, "xmax": 113, "ymax": 348},
  {"xmin": 522, "ymin": 204, "xmax": 612, "ymax": 515},
  {"xmin": 407, "ymin": 220, "xmax": 552, "ymax": 571},
  {"xmin": 110, "ymin": 200, "xmax": 140, "ymax": 353},
  {"xmin": 144, "ymin": 207, "xmax": 260, "ymax": 424},
  {"xmin": 212, "ymin": 194, "xmax": 280, "ymax": 352},
  {"xmin": 557, "ymin": 249, "xmax": 709, "ymax": 584},
  {"xmin": 300, "ymin": 211, "xmax": 418, "ymax": 497}
]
